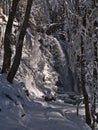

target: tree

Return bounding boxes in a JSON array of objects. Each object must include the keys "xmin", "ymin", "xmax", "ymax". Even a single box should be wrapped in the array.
[
  {"xmin": 90, "ymin": 1, "xmax": 98, "ymax": 129},
  {"xmin": 7, "ymin": 0, "xmax": 33, "ymax": 83},
  {"xmin": 91, "ymin": 28, "xmax": 98, "ymax": 129},
  {"xmin": 80, "ymin": 35, "xmax": 91, "ymax": 126},
  {"xmin": 1, "ymin": 0, "xmax": 19, "ymax": 73},
  {"xmin": 66, "ymin": 0, "xmax": 92, "ymax": 126}
]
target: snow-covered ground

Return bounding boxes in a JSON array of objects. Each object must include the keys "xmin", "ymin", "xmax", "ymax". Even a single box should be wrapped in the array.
[
  {"xmin": 0, "ymin": 73, "xmax": 91, "ymax": 130},
  {"xmin": 0, "ymin": 27, "xmax": 92, "ymax": 130},
  {"xmin": 0, "ymin": 0, "xmax": 98, "ymax": 129}
]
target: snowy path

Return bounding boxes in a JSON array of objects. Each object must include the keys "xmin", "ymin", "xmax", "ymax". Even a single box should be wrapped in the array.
[{"xmin": 0, "ymin": 74, "xmax": 91, "ymax": 130}]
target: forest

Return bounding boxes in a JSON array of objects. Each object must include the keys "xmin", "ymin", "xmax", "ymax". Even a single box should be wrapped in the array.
[{"xmin": 0, "ymin": 0, "xmax": 98, "ymax": 130}]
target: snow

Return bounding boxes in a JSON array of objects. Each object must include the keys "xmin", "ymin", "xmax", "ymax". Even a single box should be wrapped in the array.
[
  {"xmin": 0, "ymin": 20, "xmax": 92, "ymax": 130},
  {"xmin": 25, "ymin": 74, "xmax": 43, "ymax": 98},
  {"xmin": 0, "ymin": 73, "xmax": 91, "ymax": 130},
  {"xmin": 0, "ymin": 1, "xmax": 96, "ymax": 129}
]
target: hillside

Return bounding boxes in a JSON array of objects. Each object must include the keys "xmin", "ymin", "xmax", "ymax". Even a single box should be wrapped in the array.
[
  {"xmin": 0, "ymin": 72, "xmax": 91, "ymax": 130},
  {"xmin": 0, "ymin": 0, "xmax": 98, "ymax": 129}
]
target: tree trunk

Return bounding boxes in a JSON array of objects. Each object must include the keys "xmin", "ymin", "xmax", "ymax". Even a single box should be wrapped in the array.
[
  {"xmin": 1, "ymin": 0, "xmax": 19, "ymax": 73},
  {"xmin": 7, "ymin": 0, "xmax": 33, "ymax": 83},
  {"xmin": 90, "ymin": 1, "xmax": 97, "ymax": 128},
  {"xmin": 80, "ymin": 35, "xmax": 91, "ymax": 126},
  {"xmin": 91, "ymin": 27, "xmax": 98, "ymax": 130}
]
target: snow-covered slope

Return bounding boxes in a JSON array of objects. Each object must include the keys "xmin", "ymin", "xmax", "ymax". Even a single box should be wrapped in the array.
[
  {"xmin": 0, "ymin": 74, "xmax": 91, "ymax": 130},
  {"xmin": 12, "ymin": 32, "xmax": 78, "ymax": 99},
  {"xmin": 0, "ymin": 1, "xmax": 95, "ymax": 129},
  {"xmin": 0, "ymin": 42, "xmax": 90, "ymax": 130},
  {"xmin": 0, "ymin": 10, "xmax": 89, "ymax": 129}
]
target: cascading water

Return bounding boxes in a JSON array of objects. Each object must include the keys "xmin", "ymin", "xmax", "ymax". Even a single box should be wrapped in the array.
[
  {"xmin": 17, "ymin": 0, "xmax": 80, "ymax": 97},
  {"xmin": 20, "ymin": 32, "xmax": 77, "ymax": 97}
]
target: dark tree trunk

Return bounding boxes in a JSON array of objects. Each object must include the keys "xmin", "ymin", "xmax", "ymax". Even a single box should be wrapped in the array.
[
  {"xmin": 78, "ymin": 4, "xmax": 91, "ymax": 126},
  {"xmin": 80, "ymin": 36, "xmax": 91, "ymax": 126},
  {"xmin": 1, "ymin": 0, "xmax": 19, "ymax": 73},
  {"xmin": 90, "ymin": 1, "xmax": 97, "ymax": 129},
  {"xmin": 7, "ymin": 0, "xmax": 33, "ymax": 83},
  {"xmin": 91, "ymin": 27, "xmax": 98, "ymax": 130}
]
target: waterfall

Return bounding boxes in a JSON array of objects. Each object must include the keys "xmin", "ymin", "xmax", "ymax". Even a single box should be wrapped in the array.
[
  {"xmin": 37, "ymin": 34, "xmax": 76, "ymax": 93},
  {"xmin": 0, "ymin": 0, "xmax": 79, "ymax": 98}
]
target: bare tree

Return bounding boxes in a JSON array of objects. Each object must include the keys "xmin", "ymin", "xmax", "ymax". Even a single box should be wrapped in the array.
[
  {"xmin": 80, "ymin": 35, "xmax": 91, "ymax": 126},
  {"xmin": 1, "ymin": 0, "xmax": 19, "ymax": 73},
  {"xmin": 90, "ymin": 1, "xmax": 98, "ymax": 129},
  {"xmin": 91, "ymin": 31, "xmax": 98, "ymax": 129},
  {"xmin": 7, "ymin": 0, "xmax": 33, "ymax": 83},
  {"xmin": 67, "ymin": 0, "xmax": 92, "ymax": 126}
]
